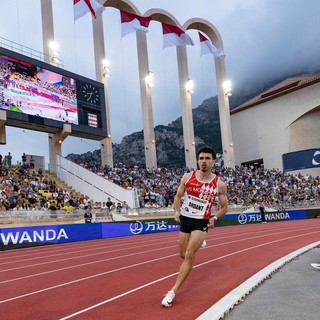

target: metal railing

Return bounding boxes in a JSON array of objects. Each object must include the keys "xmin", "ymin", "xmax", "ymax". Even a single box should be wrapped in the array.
[
  {"xmin": 0, "ymin": 36, "xmax": 63, "ymax": 68},
  {"xmin": 0, "ymin": 207, "xmax": 174, "ymax": 226},
  {"xmin": 1, "ymin": 201, "xmax": 319, "ymax": 227}
]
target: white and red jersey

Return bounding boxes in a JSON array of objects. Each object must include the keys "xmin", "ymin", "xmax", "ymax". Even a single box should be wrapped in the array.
[{"xmin": 181, "ymin": 171, "xmax": 219, "ymax": 220}]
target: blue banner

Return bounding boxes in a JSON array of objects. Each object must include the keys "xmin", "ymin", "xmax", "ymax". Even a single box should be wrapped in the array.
[
  {"xmin": 224, "ymin": 209, "xmax": 307, "ymax": 225},
  {"xmin": 0, "ymin": 225, "xmax": 60, "ymax": 247},
  {"xmin": 102, "ymin": 219, "xmax": 180, "ymax": 238},
  {"xmin": 0, "ymin": 219, "xmax": 179, "ymax": 250},
  {"xmin": 57, "ymin": 223, "xmax": 102, "ymax": 243},
  {"xmin": 0, "ymin": 212, "xmax": 310, "ymax": 250},
  {"xmin": 0, "ymin": 223, "xmax": 102, "ymax": 249},
  {"xmin": 282, "ymin": 148, "xmax": 320, "ymax": 171}
]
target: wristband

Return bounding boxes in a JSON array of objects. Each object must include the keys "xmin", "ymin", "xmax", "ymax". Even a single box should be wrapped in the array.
[{"xmin": 211, "ymin": 215, "xmax": 218, "ymax": 221}]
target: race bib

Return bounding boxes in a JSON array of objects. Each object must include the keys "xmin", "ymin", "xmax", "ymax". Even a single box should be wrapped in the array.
[{"xmin": 183, "ymin": 195, "xmax": 208, "ymax": 217}]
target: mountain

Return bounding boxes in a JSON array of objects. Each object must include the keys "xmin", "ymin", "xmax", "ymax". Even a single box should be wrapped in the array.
[
  {"xmin": 65, "ymin": 75, "xmax": 303, "ymax": 167},
  {"xmin": 66, "ymin": 93, "xmax": 252, "ymax": 168}
]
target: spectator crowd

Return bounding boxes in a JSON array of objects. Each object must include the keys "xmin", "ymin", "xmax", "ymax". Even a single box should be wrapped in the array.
[
  {"xmin": 76, "ymin": 160, "xmax": 320, "ymax": 211},
  {"xmin": 0, "ymin": 156, "xmax": 319, "ymax": 214}
]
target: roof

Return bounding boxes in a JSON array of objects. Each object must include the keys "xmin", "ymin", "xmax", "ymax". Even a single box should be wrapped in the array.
[{"xmin": 231, "ymin": 73, "xmax": 320, "ymax": 114}]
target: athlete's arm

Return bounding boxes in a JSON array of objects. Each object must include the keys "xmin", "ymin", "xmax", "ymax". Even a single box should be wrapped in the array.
[
  {"xmin": 208, "ymin": 179, "xmax": 228, "ymax": 228},
  {"xmin": 216, "ymin": 180, "xmax": 228, "ymax": 218},
  {"xmin": 173, "ymin": 172, "xmax": 191, "ymax": 222}
]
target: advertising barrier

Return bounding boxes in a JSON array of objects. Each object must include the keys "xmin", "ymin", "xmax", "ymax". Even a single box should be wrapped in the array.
[
  {"xmin": 217, "ymin": 209, "xmax": 308, "ymax": 227},
  {"xmin": 1, "ymin": 209, "xmax": 319, "ymax": 251},
  {"xmin": 0, "ymin": 218, "xmax": 179, "ymax": 251}
]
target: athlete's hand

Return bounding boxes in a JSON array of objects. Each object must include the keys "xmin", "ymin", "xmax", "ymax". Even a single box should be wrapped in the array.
[
  {"xmin": 207, "ymin": 217, "xmax": 216, "ymax": 228},
  {"xmin": 174, "ymin": 211, "xmax": 180, "ymax": 223}
]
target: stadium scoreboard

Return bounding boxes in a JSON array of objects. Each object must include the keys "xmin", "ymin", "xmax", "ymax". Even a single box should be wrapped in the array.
[{"xmin": 0, "ymin": 47, "xmax": 107, "ymax": 140}]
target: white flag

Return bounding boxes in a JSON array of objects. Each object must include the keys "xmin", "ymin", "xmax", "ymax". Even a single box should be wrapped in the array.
[
  {"xmin": 74, "ymin": 0, "xmax": 105, "ymax": 22},
  {"xmin": 121, "ymin": 10, "xmax": 151, "ymax": 38},
  {"xmin": 162, "ymin": 22, "xmax": 194, "ymax": 49},
  {"xmin": 199, "ymin": 32, "xmax": 225, "ymax": 58}
]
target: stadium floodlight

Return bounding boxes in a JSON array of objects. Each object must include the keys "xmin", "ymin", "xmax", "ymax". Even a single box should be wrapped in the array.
[
  {"xmin": 186, "ymin": 78, "xmax": 194, "ymax": 94},
  {"xmin": 48, "ymin": 40, "xmax": 60, "ymax": 64},
  {"xmin": 102, "ymin": 59, "xmax": 111, "ymax": 78},
  {"xmin": 145, "ymin": 71, "xmax": 154, "ymax": 87},
  {"xmin": 223, "ymin": 80, "xmax": 232, "ymax": 96}
]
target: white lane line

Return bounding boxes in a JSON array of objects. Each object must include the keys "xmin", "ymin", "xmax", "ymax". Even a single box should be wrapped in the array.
[
  {"xmin": 1, "ymin": 225, "xmax": 315, "ymax": 284},
  {"xmin": 0, "ymin": 241, "xmax": 174, "ymax": 273},
  {"xmin": 0, "ymin": 253, "xmax": 178, "ymax": 305},
  {"xmin": 1, "ymin": 223, "xmax": 313, "ymax": 274},
  {"xmin": 0, "ymin": 236, "xmax": 172, "ymax": 266},
  {"xmin": 196, "ymin": 241, "xmax": 320, "ymax": 320},
  {"xmin": 1, "ymin": 230, "xmax": 170, "ymax": 260},
  {"xmin": 0, "ymin": 246, "xmax": 178, "ymax": 284},
  {"xmin": 58, "ymin": 231, "xmax": 320, "ymax": 319},
  {"xmin": 1, "ymin": 221, "xmax": 311, "ymax": 265}
]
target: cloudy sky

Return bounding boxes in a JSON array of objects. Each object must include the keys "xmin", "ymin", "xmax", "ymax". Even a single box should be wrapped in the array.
[{"xmin": 0, "ymin": 0, "xmax": 319, "ymax": 166}]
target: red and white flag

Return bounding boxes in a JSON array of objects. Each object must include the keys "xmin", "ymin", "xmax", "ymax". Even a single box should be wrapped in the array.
[
  {"xmin": 162, "ymin": 22, "xmax": 194, "ymax": 48},
  {"xmin": 120, "ymin": 10, "xmax": 151, "ymax": 38},
  {"xmin": 74, "ymin": 0, "xmax": 105, "ymax": 22},
  {"xmin": 199, "ymin": 32, "xmax": 225, "ymax": 58}
]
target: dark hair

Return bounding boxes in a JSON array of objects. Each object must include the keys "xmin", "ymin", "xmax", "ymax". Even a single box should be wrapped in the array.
[{"xmin": 197, "ymin": 147, "xmax": 216, "ymax": 160}]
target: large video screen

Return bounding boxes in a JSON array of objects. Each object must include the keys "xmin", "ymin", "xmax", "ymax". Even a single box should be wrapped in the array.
[
  {"xmin": 0, "ymin": 47, "xmax": 107, "ymax": 140},
  {"xmin": 0, "ymin": 54, "xmax": 78, "ymax": 124}
]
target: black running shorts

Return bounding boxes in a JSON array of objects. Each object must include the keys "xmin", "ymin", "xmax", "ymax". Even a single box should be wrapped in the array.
[{"xmin": 180, "ymin": 215, "xmax": 209, "ymax": 233}]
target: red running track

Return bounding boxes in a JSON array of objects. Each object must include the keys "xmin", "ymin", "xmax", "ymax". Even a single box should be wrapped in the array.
[{"xmin": 1, "ymin": 219, "xmax": 320, "ymax": 320}]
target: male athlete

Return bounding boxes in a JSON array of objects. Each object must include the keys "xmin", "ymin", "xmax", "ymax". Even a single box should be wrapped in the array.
[{"xmin": 161, "ymin": 146, "xmax": 228, "ymax": 307}]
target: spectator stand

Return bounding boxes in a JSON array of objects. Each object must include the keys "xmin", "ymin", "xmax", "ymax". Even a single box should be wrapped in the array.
[{"xmin": 0, "ymin": 157, "xmax": 319, "ymax": 227}]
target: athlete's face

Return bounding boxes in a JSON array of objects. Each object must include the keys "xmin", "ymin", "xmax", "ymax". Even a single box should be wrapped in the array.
[{"xmin": 198, "ymin": 152, "xmax": 215, "ymax": 172}]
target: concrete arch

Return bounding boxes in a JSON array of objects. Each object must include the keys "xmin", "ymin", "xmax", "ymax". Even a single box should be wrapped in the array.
[
  {"xmin": 101, "ymin": 0, "xmax": 142, "ymax": 15},
  {"xmin": 182, "ymin": 18, "xmax": 235, "ymax": 167},
  {"xmin": 101, "ymin": 1, "xmax": 181, "ymax": 25},
  {"xmin": 99, "ymin": 0, "xmax": 158, "ymax": 168},
  {"xmin": 288, "ymin": 106, "xmax": 320, "ymax": 151},
  {"xmin": 288, "ymin": 105, "xmax": 320, "ymax": 127},
  {"xmin": 144, "ymin": 9, "xmax": 182, "ymax": 26},
  {"xmin": 143, "ymin": 9, "xmax": 197, "ymax": 168},
  {"xmin": 286, "ymin": 105, "xmax": 320, "ymax": 150},
  {"xmin": 183, "ymin": 18, "xmax": 223, "ymax": 49},
  {"xmin": 97, "ymin": 1, "xmax": 234, "ymax": 168},
  {"xmin": 103, "ymin": 2, "xmax": 198, "ymax": 168}
]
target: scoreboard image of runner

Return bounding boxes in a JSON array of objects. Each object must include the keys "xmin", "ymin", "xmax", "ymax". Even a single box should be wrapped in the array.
[{"xmin": 0, "ymin": 47, "xmax": 107, "ymax": 140}]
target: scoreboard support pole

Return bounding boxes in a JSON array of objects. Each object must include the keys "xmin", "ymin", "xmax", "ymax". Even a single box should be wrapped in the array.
[
  {"xmin": 0, "ymin": 110, "xmax": 6, "ymax": 145},
  {"xmin": 48, "ymin": 124, "xmax": 72, "ymax": 173},
  {"xmin": 41, "ymin": 0, "xmax": 58, "ymax": 172}
]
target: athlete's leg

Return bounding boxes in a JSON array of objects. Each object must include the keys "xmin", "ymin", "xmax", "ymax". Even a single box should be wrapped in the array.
[
  {"xmin": 171, "ymin": 230, "xmax": 206, "ymax": 293},
  {"xmin": 178, "ymin": 231, "xmax": 190, "ymax": 259}
]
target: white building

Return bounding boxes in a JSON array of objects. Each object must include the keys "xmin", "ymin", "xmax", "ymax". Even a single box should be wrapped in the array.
[{"xmin": 230, "ymin": 74, "xmax": 320, "ymax": 176}]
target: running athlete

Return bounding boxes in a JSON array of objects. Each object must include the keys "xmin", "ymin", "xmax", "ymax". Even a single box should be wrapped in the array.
[{"xmin": 161, "ymin": 146, "xmax": 228, "ymax": 307}]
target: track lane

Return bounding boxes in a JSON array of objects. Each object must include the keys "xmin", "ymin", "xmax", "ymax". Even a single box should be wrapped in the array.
[
  {"xmin": 1, "ymin": 223, "xmax": 317, "ymax": 288},
  {"xmin": 1, "ymin": 220, "xmax": 319, "ymax": 319}
]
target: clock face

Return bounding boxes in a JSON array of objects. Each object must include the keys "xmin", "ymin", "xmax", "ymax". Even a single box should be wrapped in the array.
[{"xmin": 82, "ymin": 83, "xmax": 100, "ymax": 104}]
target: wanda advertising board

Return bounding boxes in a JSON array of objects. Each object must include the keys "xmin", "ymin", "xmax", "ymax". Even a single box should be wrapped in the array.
[{"xmin": 0, "ymin": 47, "xmax": 107, "ymax": 140}]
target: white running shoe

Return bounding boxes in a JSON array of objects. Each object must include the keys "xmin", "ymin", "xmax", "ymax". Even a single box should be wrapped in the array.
[
  {"xmin": 161, "ymin": 290, "xmax": 175, "ymax": 307},
  {"xmin": 201, "ymin": 240, "xmax": 207, "ymax": 248},
  {"xmin": 311, "ymin": 263, "xmax": 320, "ymax": 270}
]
